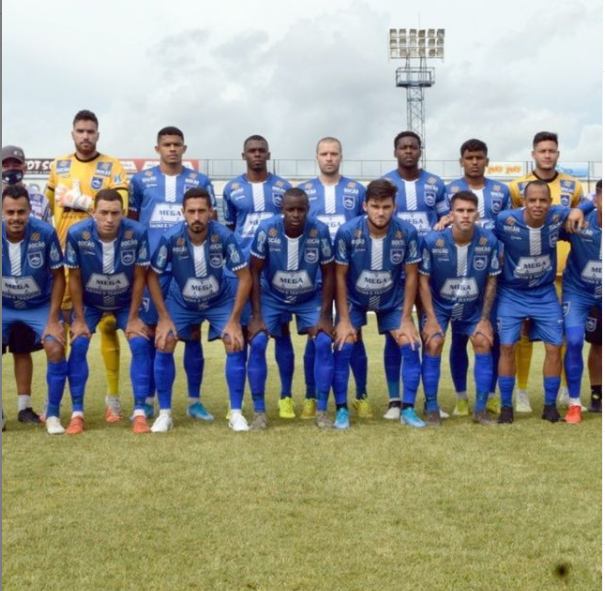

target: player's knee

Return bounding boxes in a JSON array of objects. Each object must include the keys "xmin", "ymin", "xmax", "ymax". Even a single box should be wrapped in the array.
[
  {"xmin": 128, "ymin": 336, "xmax": 150, "ymax": 359},
  {"xmin": 43, "ymin": 338, "xmax": 65, "ymax": 363},
  {"xmin": 544, "ymin": 343, "xmax": 562, "ymax": 361},
  {"xmin": 500, "ymin": 343, "xmax": 516, "ymax": 359},
  {"xmin": 425, "ymin": 335, "xmax": 444, "ymax": 355},
  {"xmin": 471, "ymin": 334, "xmax": 491, "ymax": 353},
  {"xmin": 249, "ymin": 332, "xmax": 269, "ymax": 357},
  {"xmin": 314, "ymin": 331, "xmax": 333, "ymax": 357},
  {"xmin": 565, "ymin": 326, "xmax": 585, "ymax": 349}
]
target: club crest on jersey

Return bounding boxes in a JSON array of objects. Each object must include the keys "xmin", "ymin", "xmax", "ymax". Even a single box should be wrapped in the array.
[
  {"xmin": 343, "ymin": 195, "xmax": 355, "ymax": 210},
  {"xmin": 560, "ymin": 195, "xmax": 570, "ymax": 206},
  {"xmin": 123, "ymin": 230, "xmax": 133, "ymax": 240},
  {"xmin": 390, "ymin": 249, "xmax": 404, "ymax": 265},
  {"xmin": 491, "ymin": 197, "xmax": 503, "ymax": 213},
  {"xmin": 91, "ymin": 177, "xmax": 103, "ymax": 190},
  {"xmin": 50, "ymin": 243, "xmax": 61, "ymax": 263},
  {"xmin": 473, "ymin": 255, "xmax": 487, "ymax": 271},
  {"xmin": 272, "ymin": 193, "xmax": 283, "ymax": 207},
  {"xmin": 586, "ymin": 317, "xmax": 597, "ymax": 332},
  {"xmin": 121, "ymin": 250, "xmax": 135, "ymax": 265},
  {"xmin": 210, "ymin": 254, "xmax": 223, "ymax": 268},
  {"xmin": 424, "ymin": 192, "xmax": 436, "ymax": 207},
  {"xmin": 305, "ymin": 248, "xmax": 319, "ymax": 264},
  {"xmin": 28, "ymin": 251, "xmax": 43, "ymax": 269},
  {"xmin": 549, "ymin": 231, "xmax": 558, "ymax": 247}
]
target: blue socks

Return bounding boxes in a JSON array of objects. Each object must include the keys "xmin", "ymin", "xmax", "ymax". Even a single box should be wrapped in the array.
[
  {"xmin": 303, "ymin": 339, "xmax": 317, "ymax": 399},
  {"xmin": 226, "ymin": 351, "xmax": 247, "ymax": 410},
  {"xmin": 68, "ymin": 337, "xmax": 91, "ymax": 412},
  {"xmin": 314, "ymin": 332, "xmax": 334, "ymax": 412},
  {"xmin": 46, "ymin": 359, "xmax": 68, "ymax": 418},
  {"xmin": 274, "ymin": 335, "xmax": 294, "ymax": 398},
  {"xmin": 473, "ymin": 353, "xmax": 493, "ymax": 413},
  {"xmin": 248, "ymin": 333, "xmax": 269, "ymax": 412},
  {"xmin": 421, "ymin": 354, "xmax": 441, "ymax": 413},
  {"xmin": 184, "ymin": 340, "xmax": 204, "ymax": 400},
  {"xmin": 333, "ymin": 342, "xmax": 354, "ymax": 407},
  {"xmin": 544, "ymin": 376, "xmax": 561, "ymax": 406},
  {"xmin": 564, "ymin": 326, "xmax": 585, "ymax": 398},
  {"xmin": 384, "ymin": 334, "xmax": 401, "ymax": 401},
  {"xmin": 129, "ymin": 337, "xmax": 151, "ymax": 410},
  {"xmin": 450, "ymin": 333, "xmax": 469, "ymax": 393},
  {"xmin": 350, "ymin": 340, "xmax": 368, "ymax": 399},
  {"xmin": 154, "ymin": 350, "xmax": 175, "ymax": 410},
  {"xmin": 498, "ymin": 375, "xmax": 515, "ymax": 408},
  {"xmin": 400, "ymin": 344, "xmax": 421, "ymax": 406}
]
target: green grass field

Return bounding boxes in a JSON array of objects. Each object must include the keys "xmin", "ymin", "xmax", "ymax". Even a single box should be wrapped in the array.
[{"xmin": 2, "ymin": 317, "xmax": 601, "ymax": 591}]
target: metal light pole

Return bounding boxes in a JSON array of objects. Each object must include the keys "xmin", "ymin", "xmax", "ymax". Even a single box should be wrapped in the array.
[{"xmin": 388, "ymin": 28, "xmax": 445, "ymax": 167}]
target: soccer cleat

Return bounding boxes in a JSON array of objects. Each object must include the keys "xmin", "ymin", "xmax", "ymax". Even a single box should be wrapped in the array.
[
  {"xmin": 353, "ymin": 397, "xmax": 373, "ymax": 419},
  {"xmin": 278, "ymin": 397, "xmax": 296, "ymax": 419},
  {"xmin": 334, "ymin": 408, "xmax": 350, "ymax": 430},
  {"xmin": 132, "ymin": 415, "xmax": 151, "ymax": 434},
  {"xmin": 228, "ymin": 412, "xmax": 250, "ymax": 432},
  {"xmin": 129, "ymin": 403, "xmax": 155, "ymax": 422},
  {"xmin": 151, "ymin": 414, "xmax": 174, "ymax": 433},
  {"xmin": 452, "ymin": 399, "xmax": 470, "ymax": 417},
  {"xmin": 515, "ymin": 389, "xmax": 532, "ymax": 413},
  {"xmin": 424, "ymin": 410, "xmax": 441, "ymax": 427},
  {"xmin": 486, "ymin": 397, "xmax": 500, "ymax": 415},
  {"xmin": 105, "ymin": 403, "xmax": 123, "ymax": 423},
  {"xmin": 588, "ymin": 395, "xmax": 602, "ymax": 413},
  {"xmin": 300, "ymin": 398, "xmax": 317, "ymax": 419},
  {"xmin": 18, "ymin": 407, "xmax": 42, "ymax": 424},
  {"xmin": 497, "ymin": 406, "xmax": 514, "ymax": 424},
  {"xmin": 473, "ymin": 410, "xmax": 496, "ymax": 426},
  {"xmin": 564, "ymin": 405, "xmax": 582, "ymax": 424},
  {"xmin": 383, "ymin": 402, "xmax": 402, "ymax": 420},
  {"xmin": 439, "ymin": 408, "xmax": 450, "ymax": 419},
  {"xmin": 315, "ymin": 411, "xmax": 333, "ymax": 430},
  {"xmin": 250, "ymin": 412, "xmax": 269, "ymax": 431},
  {"xmin": 541, "ymin": 404, "xmax": 562, "ymax": 423},
  {"xmin": 556, "ymin": 387, "xmax": 570, "ymax": 409},
  {"xmin": 45, "ymin": 416, "xmax": 65, "ymax": 435},
  {"xmin": 187, "ymin": 402, "xmax": 214, "ymax": 421},
  {"xmin": 226, "ymin": 402, "xmax": 245, "ymax": 420},
  {"xmin": 66, "ymin": 415, "xmax": 85, "ymax": 435},
  {"xmin": 400, "ymin": 407, "xmax": 426, "ymax": 428}
]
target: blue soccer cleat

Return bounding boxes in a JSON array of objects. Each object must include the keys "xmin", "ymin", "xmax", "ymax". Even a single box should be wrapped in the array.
[
  {"xmin": 334, "ymin": 407, "xmax": 350, "ymax": 430},
  {"xmin": 187, "ymin": 401, "xmax": 214, "ymax": 421},
  {"xmin": 400, "ymin": 407, "xmax": 426, "ymax": 428}
]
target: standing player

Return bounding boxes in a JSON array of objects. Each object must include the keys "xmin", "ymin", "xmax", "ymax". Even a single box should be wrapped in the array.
[
  {"xmin": 297, "ymin": 137, "xmax": 368, "ymax": 419},
  {"xmin": 445, "ymin": 139, "xmax": 510, "ymax": 416},
  {"xmin": 149, "ymin": 189, "xmax": 251, "ymax": 432},
  {"xmin": 494, "ymin": 180, "xmax": 587, "ymax": 424},
  {"xmin": 2, "ymin": 185, "xmax": 67, "ymax": 434},
  {"xmin": 381, "ymin": 131, "xmax": 449, "ymax": 419},
  {"xmin": 508, "ymin": 132, "xmax": 583, "ymax": 412},
  {"xmin": 559, "ymin": 180, "xmax": 601, "ymax": 422},
  {"xmin": 418, "ymin": 191, "xmax": 500, "ymax": 426},
  {"xmin": 333, "ymin": 179, "xmax": 423, "ymax": 429},
  {"xmin": 223, "ymin": 135, "xmax": 295, "ymax": 417},
  {"xmin": 61, "ymin": 189, "xmax": 152, "ymax": 434},
  {"xmin": 129, "ymin": 126, "xmax": 217, "ymax": 421},
  {"xmin": 45, "ymin": 110, "xmax": 129, "ymax": 422},
  {"xmin": 247, "ymin": 188, "xmax": 335, "ymax": 429}
]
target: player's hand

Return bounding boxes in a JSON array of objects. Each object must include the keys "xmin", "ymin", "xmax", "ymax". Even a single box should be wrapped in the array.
[
  {"xmin": 394, "ymin": 317, "xmax": 422, "ymax": 350},
  {"xmin": 70, "ymin": 318, "xmax": 91, "ymax": 340},
  {"xmin": 125, "ymin": 317, "xmax": 149, "ymax": 340},
  {"xmin": 222, "ymin": 319, "xmax": 245, "ymax": 352},
  {"xmin": 565, "ymin": 208, "xmax": 584, "ymax": 233},
  {"xmin": 315, "ymin": 314, "xmax": 334, "ymax": 337},
  {"xmin": 421, "ymin": 316, "xmax": 444, "ymax": 344},
  {"xmin": 56, "ymin": 185, "xmax": 93, "ymax": 212},
  {"xmin": 334, "ymin": 320, "xmax": 356, "ymax": 350},
  {"xmin": 472, "ymin": 318, "xmax": 494, "ymax": 347},
  {"xmin": 433, "ymin": 214, "xmax": 452, "ymax": 231},
  {"xmin": 155, "ymin": 317, "xmax": 177, "ymax": 351},
  {"xmin": 42, "ymin": 320, "xmax": 65, "ymax": 346},
  {"xmin": 247, "ymin": 315, "xmax": 267, "ymax": 339}
]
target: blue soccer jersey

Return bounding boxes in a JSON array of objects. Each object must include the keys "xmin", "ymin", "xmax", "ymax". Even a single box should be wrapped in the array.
[
  {"xmin": 420, "ymin": 227, "xmax": 500, "ymax": 319},
  {"xmin": 2, "ymin": 217, "xmax": 63, "ymax": 309},
  {"xmin": 335, "ymin": 215, "xmax": 421, "ymax": 311},
  {"xmin": 446, "ymin": 178, "xmax": 511, "ymax": 231},
  {"xmin": 560, "ymin": 210, "xmax": 602, "ymax": 298},
  {"xmin": 64, "ymin": 218, "xmax": 150, "ymax": 310},
  {"xmin": 222, "ymin": 173, "xmax": 292, "ymax": 258},
  {"xmin": 494, "ymin": 206, "xmax": 572, "ymax": 291},
  {"xmin": 250, "ymin": 215, "xmax": 334, "ymax": 305},
  {"xmin": 381, "ymin": 169, "xmax": 448, "ymax": 237},
  {"xmin": 297, "ymin": 177, "xmax": 365, "ymax": 242},
  {"xmin": 128, "ymin": 165, "xmax": 216, "ymax": 255},
  {"xmin": 151, "ymin": 220, "xmax": 247, "ymax": 311}
]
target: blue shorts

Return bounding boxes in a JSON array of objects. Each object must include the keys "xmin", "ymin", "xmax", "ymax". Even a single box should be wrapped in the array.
[
  {"xmin": 261, "ymin": 292, "xmax": 324, "ymax": 337},
  {"xmin": 80, "ymin": 307, "xmax": 132, "ymax": 333},
  {"xmin": 139, "ymin": 275, "xmax": 172, "ymax": 326},
  {"xmin": 562, "ymin": 285, "xmax": 601, "ymax": 330},
  {"xmin": 497, "ymin": 286, "xmax": 563, "ymax": 346},
  {"xmin": 2, "ymin": 304, "xmax": 51, "ymax": 344},
  {"xmin": 344, "ymin": 302, "xmax": 404, "ymax": 334},
  {"xmin": 426, "ymin": 300, "xmax": 483, "ymax": 337}
]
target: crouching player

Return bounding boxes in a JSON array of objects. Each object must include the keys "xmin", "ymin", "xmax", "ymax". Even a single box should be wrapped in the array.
[
  {"xmin": 149, "ymin": 188, "xmax": 252, "ymax": 432},
  {"xmin": 247, "ymin": 188, "xmax": 335, "ymax": 430},
  {"xmin": 333, "ymin": 179, "xmax": 423, "ymax": 429},
  {"xmin": 494, "ymin": 180, "xmax": 589, "ymax": 424},
  {"xmin": 2, "ymin": 185, "xmax": 67, "ymax": 433},
  {"xmin": 62, "ymin": 189, "xmax": 152, "ymax": 434},
  {"xmin": 418, "ymin": 191, "xmax": 500, "ymax": 426},
  {"xmin": 560, "ymin": 180, "xmax": 602, "ymax": 423}
]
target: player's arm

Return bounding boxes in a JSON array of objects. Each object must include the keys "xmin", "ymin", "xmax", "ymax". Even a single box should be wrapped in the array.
[
  {"xmin": 43, "ymin": 268, "xmax": 67, "ymax": 345},
  {"xmin": 564, "ymin": 201, "xmax": 594, "ymax": 232},
  {"xmin": 334, "ymin": 262, "xmax": 356, "ymax": 349},
  {"xmin": 68, "ymin": 268, "xmax": 91, "ymax": 339},
  {"xmin": 418, "ymin": 273, "xmax": 443, "ymax": 343},
  {"xmin": 248, "ymin": 255, "xmax": 268, "ymax": 338},
  {"xmin": 396, "ymin": 262, "xmax": 421, "ymax": 349},
  {"xmin": 223, "ymin": 189, "xmax": 236, "ymax": 232},
  {"xmin": 472, "ymin": 275, "xmax": 497, "ymax": 346},
  {"xmin": 223, "ymin": 266, "xmax": 251, "ymax": 351},
  {"xmin": 125, "ymin": 265, "xmax": 150, "ymax": 340},
  {"xmin": 317, "ymin": 261, "xmax": 335, "ymax": 336},
  {"xmin": 147, "ymin": 270, "xmax": 177, "ymax": 350}
]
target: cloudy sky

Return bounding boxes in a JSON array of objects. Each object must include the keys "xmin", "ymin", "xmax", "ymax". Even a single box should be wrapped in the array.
[{"xmin": 2, "ymin": 0, "xmax": 602, "ymax": 166}]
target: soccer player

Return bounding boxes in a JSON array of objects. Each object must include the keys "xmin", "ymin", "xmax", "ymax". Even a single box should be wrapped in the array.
[
  {"xmin": 381, "ymin": 131, "xmax": 449, "ymax": 419},
  {"xmin": 247, "ymin": 188, "xmax": 335, "ymax": 430},
  {"xmin": 2, "ymin": 145, "xmax": 53, "ymax": 424},
  {"xmin": 45, "ymin": 110, "xmax": 129, "ymax": 422},
  {"xmin": 585, "ymin": 305, "xmax": 602, "ymax": 413},
  {"xmin": 129, "ymin": 126, "xmax": 217, "ymax": 421},
  {"xmin": 149, "ymin": 188, "xmax": 251, "ymax": 432},
  {"xmin": 508, "ymin": 132, "xmax": 583, "ymax": 412},
  {"xmin": 223, "ymin": 135, "xmax": 296, "ymax": 418},
  {"xmin": 2, "ymin": 185, "xmax": 67, "ymax": 434},
  {"xmin": 61, "ymin": 189, "xmax": 152, "ymax": 435},
  {"xmin": 418, "ymin": 191, "xmax": 500, "ymax": 426},
  {"xmin": 559, "ymin": 180, "xmax": 601, "ymax": 423},
  {"xmin": 494, "ymin": 180, "xmax": 587, "ymax": 424},
  {"xmin": 445, "ymin": 139, "xmax": 510, "ymax": 417},
  {"xmin": 297, "ymin": 137, "xmax": 369, "ymax": 419},
  {"xmin": 333, "ymin": 179, "xmax": 423, "ymax": 429}
]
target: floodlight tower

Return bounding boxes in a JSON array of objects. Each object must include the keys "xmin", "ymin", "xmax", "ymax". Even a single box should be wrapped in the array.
[{"xmin": 388, "ymin": 28, "xmax": 445, "ymax": 166}]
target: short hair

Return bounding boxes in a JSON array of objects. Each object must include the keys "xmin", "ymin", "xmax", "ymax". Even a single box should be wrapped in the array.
[
  {"xmin": 394, "ymin": 131, "xmax": 422, "ymax": 149},
  {"xmin": 94, "ymin": 188, "xmax": 124, "ymax": 208},
  {"xmin": 2, "ymin": 184, "xmax": 30, "ymax": 203},
  {"xmin": 596, "ymin": 179, "xmax": 602, "ymax": 191},
  {"xmin": 157, "ymin": 126, "xmax": 184, "ymax": 142},
  {"xmin": 316, "ymin": 136, "xmax": 342, "ymax": 154},
  {"xmin": 182, "ymin": 188, "xmax": 213, "ymax": 208},
  {"xmin": 532, "ymin": 131, "xmax": 558, "ymax": 147},
  {"xmin": 73, "ymin": 110, "xmax": 98, "ymax": 128},
  {"xmin": 450, "ymin": 190, "xmax": 478, "ymax": 208},
  {"xmin": 243, "ymin": 135, "xmax": 268, "ymax": 150},
  {"xmin": 366, "ymin": 179, "xmax": 397, "ymax": 202},
  {"xmin": 283, "ymin": 187, "xmax": 309, "ymax": 202},
  {"xmin": 523, "ymin": 179, "xmax": 551, "ymax": 199},
  {"xmin": 460, "ymin": 139, "xmax": 488, "ymax": 156}
]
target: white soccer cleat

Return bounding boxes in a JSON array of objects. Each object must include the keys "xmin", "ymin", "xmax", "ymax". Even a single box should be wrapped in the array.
[
  {"xmin": 515, "ymin": 389, "xmax": 533, "ymax": 413},
  {"xmin": 383, "ymin": 405, "xmax": 402, "ymax": 420},
  {"xmin": 228, "ymin": 412, "xmax": 250, "ymax": 432},
  {"xmin": 439, "ymin": 408, "xmax": 450, "ymax": 419},
  {"xmin": 46, "ymin": 416, "xmax": 65, "ymax": 435},
  {"xmin": 151, "ymin": 414, "xmax": 174, "ymax": 433}
]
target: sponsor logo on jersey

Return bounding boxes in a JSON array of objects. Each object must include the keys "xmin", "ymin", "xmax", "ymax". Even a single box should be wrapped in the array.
[
  {"xmin": 227, "ymin": 243, "xmax": 241, "ymax": 264},
  {"xmin": 436, "ymin": 239, "xmax": 445, "ymax": 247},
  {"xmin": 183, "ymin": 276, "xmax": 220, "ymax": 300},
  {"xmin": 2, "ymin": 276, "xmax": 42, "ymax": 299},
  {"xmin": 580, "ymin": 260, "xmax": 602, "ymax": 284},
  {"xmin": 56, "ymin": 160, "xmax": 72, "ymax": 174},
  {"xmin": 31, "ymin": 232, "xmax": 40, "ymax": 242},
  {"xmin": 145, "ymin": 170, "xmax": 154, "ymax": 177},
  {"xmin": 50, "ymin": 243, "xmax": 61, "ymax": 263},
  {"xmin": 189, "ymin": 172, "xmax": 197, "ymax": 180},
  {"xmin": 427, "ymin": 177, "xmax": 437, "ymax": 185},
  {"xmin": 309, "ymin": 229, "xmax": 318, "ymax": 238},
  {"xmin": 95, "ymin": 163, "xmax": 112, "ymax": 177},
  {"xmin": 514, "ymin": 255, "xmax": 551, "ymax": 278},
  {"xmin": 506, "ymin": 216, "xmax": 516, "ymax": 226},
  {"xmin": 86, "ymin": 272, "xmax": 130, "ymax": 294},
  {"xmin": 450, "ymin": 185, "xmax": 460, "ymax": 194},
  {"xmin": 321, "ymin": 239, "xmax": 332, "ymax": 258},
  {"xmin": 347, "ymin": 182, "xmax": 356, "ymax": 189},
  {"xmin": 355, "ymin": 270, "xmax": 393, "ymax": 295},
  {"xmin": 272, "ymin": 270, "xmax": 313, "ymax": 294},
  {"xmin": 440, "ymin": 277, "xmax": 479, "ymax": 302},
  {"xmin": 305, "ymin": 183, "xmax": 313, "ymax": 190},
  {"xmin": 479, "ymin": 237, "xmax": 488, "ymax": 246},
  {"xmin": 275, "ymin": 181, "xmax": 285, "ymax": 188},
  {"xmin": 82, "ymin": 231, "xmax": 91, "ymax": 241},
  {"xmin": 155, "ymin": 245, "xmax": 168, "ymax": 269}
]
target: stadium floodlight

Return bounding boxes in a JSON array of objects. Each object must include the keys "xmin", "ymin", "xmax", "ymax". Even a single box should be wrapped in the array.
[{"xmin": 387, "ymin": 27, "xmax": 446, "ymax": 164}]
